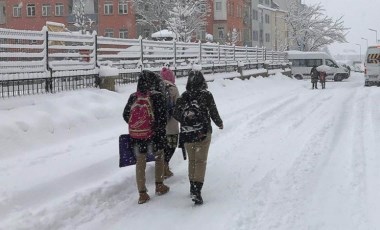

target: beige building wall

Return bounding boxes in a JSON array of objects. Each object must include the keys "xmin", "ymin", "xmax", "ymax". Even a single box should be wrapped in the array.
[{"xmin": 270, "ymin": 9, "xmax": 288, "ymax": 51}]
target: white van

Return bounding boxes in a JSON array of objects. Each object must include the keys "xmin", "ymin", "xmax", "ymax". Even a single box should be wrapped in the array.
[
  {"xmin": 286, "ymin": 51, "xmax": 349, "ymax": 81},
  {"xmin": 364, "ymin": 45, "xmax": 380, "ymax": 86}
]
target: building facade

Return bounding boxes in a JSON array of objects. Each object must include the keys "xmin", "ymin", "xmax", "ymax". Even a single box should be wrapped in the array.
[
  {"xmin": 97, "ymin": 0, "xmax": 136, "ymax": 38},
  {"xmin": 0, "ymin": 0, "xmax": 136, "ymax": 39},
  {"xmin": 251, "ymin": 0, "xmax": 289, "ymax": 50},
  {"xmin": 210, "ymin": 0, "xmax": 246, "ymax": 46},
  {"xmin": 0, "ymin": 0, "xmax": 293, "ymax": 49},
  {"xmin": 1, "ymin": 0, "xmax": 70, "ymax": 30}
]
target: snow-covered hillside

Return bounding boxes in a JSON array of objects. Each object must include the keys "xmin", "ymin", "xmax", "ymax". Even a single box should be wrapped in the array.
[{"xmin": 1, "ymin": 72, "xmax": 380, "ymax": 230}]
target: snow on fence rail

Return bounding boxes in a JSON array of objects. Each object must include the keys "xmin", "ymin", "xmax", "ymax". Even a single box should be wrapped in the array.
[
  {"xmin": 1, "ymin": 27, "xmax": 288, "ymax": 78},
  {"xmin": 0, "ymin": 27, "xmax": 47, "ymax": 77},
  {"xmin": 0, "ymin": 27, "xmax": 289, "ymax": 97}
]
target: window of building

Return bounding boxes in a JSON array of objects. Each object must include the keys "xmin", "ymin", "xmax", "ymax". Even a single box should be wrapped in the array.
[
  {"xmin": 259, "ymin": 0, "xmax": 263, "ymax": 4},
  {"xmin": 218, "ymin": 27, "xmax": 224, "ymax": 39},
  {"xmin": 215, "ymin": 2, "xmax": 222, "ymax": 11},
  {"xmin": 252, "ymin": 9, "xmax": 258, "ymax": 20},
  {"xmin": 13, "ymin": 5, "xmax": 21, "ymax": 17},
  {"xmin": 27, "ymin": 4, "xmax": 36, "ymax": 17},
  {"xmin": 200, "ymin": 4, "xmax": 206, "ymax": 13},
  {"xmin": 265, "ymin": 33, "xmax": 270, "ymax": 42},
  {"xmin": 253, "ymin": 30, "xmax": 258, "ymax": 41},
  {"xmin": 104, "ymin": 1, "xmax": 114, "ymax": 15},
  {"xmin": 105, "ymin": 29, "xmax": 114, "ymax": 37},
  {"xmin": 118, "ymin": 0, "xmax": 128, "ymax": 14},
  {"xmin": 265, "ymin": 0, "xmax": 270, "ymax": 5},
  {"xmin": 144, "ymin": 4, "xmax": 149, "ymax": 11},
  {"xmin": 42, "ymin": 4, "xmax": 51, "ymax": 17},
  {"xmin": 197, "ymin": 26, "xmax": 206, "ymax": 40},
  {"xmin": 119, "ymin": 29, "xmax": 128, "ymax": 38},
  {"xmin": 265, "ymin": 14, "xmax": 270, "ymax": 24},
  {"xmin": 231, "ymin": 3, "xmax": 234, "ymax": 16},
  {"xmin": 55, "ymin": 3, "xmax": 64, "ymax": 16}
]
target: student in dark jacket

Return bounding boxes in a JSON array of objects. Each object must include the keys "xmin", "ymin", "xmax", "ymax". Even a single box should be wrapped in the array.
[
  {"xmin": 173, "ymin": 70, "xmax": 223, "ymax": 205},
  {"xmin": 122, "ymin": 70, "xmax": 169, "ymax": 204},
  {"xmin": 310, "ymin": 66, "xmax": 319, "ymax": 89}
]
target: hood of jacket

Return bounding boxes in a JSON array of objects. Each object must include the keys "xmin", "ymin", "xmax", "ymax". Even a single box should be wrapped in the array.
[
  {"xmin": 186, "ymin": 70, "xmax": 207, "ymax": 92},
  {"xmin": 137, "ymin": 70, "xmax": 162, "ymax": 93}
]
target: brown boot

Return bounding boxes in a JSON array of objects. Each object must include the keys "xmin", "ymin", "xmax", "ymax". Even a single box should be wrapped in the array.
[
  {"xmin": 138, "ymin": 192, "xmax": 150, "ymax": 204},
  {"xmin": 164, "ymin": 163, "xmax": 174, "ymax": 179},
  {"xmin": 155, "ymin": 182, "xmax": 170, "ymax": 195}
]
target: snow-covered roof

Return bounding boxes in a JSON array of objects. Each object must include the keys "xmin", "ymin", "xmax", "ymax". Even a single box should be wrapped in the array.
[
  {"xmin": 258, "ymin": 4, "xmax": 287, "ymax": 13},
  {"xmin": 151, "ymin": 30, "xmax": 176, "ymax": 38},
  {"xmin": 286, "ymin": 50, "xmax": 333, "ymax": 60}
]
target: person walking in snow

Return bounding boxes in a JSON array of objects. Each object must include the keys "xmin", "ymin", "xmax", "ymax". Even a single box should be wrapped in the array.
[
  {"xmin": 310, "ymin": 66, "xmax": 319, "ymax": 89},
  {"xmin": 160, "ymin": 65, "xmax": 180, "ymax": 179},
  {"xmin": 319, "ymin": 70, "xmax": 326, "ymax": 89},
  {"xmin": 123, "ymin": 70, "xmax": 170, "ymax": 204},
  {"xmin": 173, "ymin": 70, "xmax": 223, "ymax": 205}
]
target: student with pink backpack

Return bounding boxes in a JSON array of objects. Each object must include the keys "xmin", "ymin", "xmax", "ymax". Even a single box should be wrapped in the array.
[
  {"xmin": 123, "ymin": 70, "xmax": 170, "ymax": 204},
  {"xmin": 160, "ymin": 65, "xmax": 180, "ymax": 178}
]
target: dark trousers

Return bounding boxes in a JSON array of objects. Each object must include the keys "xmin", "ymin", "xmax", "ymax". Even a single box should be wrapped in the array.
[{"xmin": 320, "ymin": 81, "xmax": 325, "ymax": 89}]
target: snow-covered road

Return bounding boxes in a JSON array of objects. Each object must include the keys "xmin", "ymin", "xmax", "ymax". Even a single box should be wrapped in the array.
[{"xmin": 1, "ymin": 72, "xmax": 380, "ymax": 230}]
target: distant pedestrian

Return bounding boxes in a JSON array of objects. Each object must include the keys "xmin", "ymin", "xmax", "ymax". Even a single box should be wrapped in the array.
[
  {"xmin": 160, "ymin": 65, "xmax": 180, "ymax": 179},
  {"xmin": 310, "ymin": 66, "xmax": 319, "ymax": 89},
  {"xmin": 319, "ymin": 71, "xmax": 326, "ymax": 89},
  {"xmin": 173, "ymin": 70, "xmax": 223, "ymax": 205},
  {"xmin": 122, "ymin": 70, "xmax": 170, "ymax": 204}
]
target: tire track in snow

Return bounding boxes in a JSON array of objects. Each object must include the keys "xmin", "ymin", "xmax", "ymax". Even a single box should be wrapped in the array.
[
  {"xmin": 362, "ymin": 88, "xmax": 380, "ymax": 228},
  {"xmin": 229, "ymin": 88, "xmax": 362, "ymax": 229}
]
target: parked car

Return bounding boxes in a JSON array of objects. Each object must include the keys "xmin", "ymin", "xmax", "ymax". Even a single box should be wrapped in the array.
[{"xmin": 286, "ymin": 51, "xmax": 349, "ymax": 81}]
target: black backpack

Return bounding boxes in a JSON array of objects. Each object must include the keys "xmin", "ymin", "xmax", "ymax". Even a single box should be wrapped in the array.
[{"xmin": 180, "ymin": 93, "xmax": 208, "ymax": 143}]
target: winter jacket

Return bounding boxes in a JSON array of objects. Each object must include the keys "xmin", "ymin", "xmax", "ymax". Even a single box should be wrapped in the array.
[
  {"xmin": 123, "ymin": 70, "xmax": 168, "ymax": 150},
  {"xmin": 173, "ymin": 70, "xmax": 223, "ymax": 134},
  {"xmin": 164, "ymin": 80, "xmax": 180, "ymax": 135},
  {"xmin": 319, "ymin": 71, "xmax": 326, "ymax": 82},
  {"xmin": 310, "ymin": 67, "xmax": 319, "ymax": 83}
]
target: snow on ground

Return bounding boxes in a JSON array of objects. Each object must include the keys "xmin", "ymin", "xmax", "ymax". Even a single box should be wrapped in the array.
[{"xmin": 1, "ymin": 72, "xmax": 380, "ymax": 230}]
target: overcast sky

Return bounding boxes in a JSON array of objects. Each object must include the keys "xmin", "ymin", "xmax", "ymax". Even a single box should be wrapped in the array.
[{"xmin": 304, "ymin": 0, "xmax": 380, "ymax": 55}]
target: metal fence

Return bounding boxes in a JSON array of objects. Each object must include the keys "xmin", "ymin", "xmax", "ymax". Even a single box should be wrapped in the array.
[{"xmin": 0, "ymin": 27, "xmax": 289, "ymax": 98}]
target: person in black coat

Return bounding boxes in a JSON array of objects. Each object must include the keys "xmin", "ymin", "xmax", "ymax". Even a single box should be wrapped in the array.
[
  {"xmin": 122, "ymin": 70, "xmax": 169, "ymax": 204},
  {"xmin": 310, "ymin": 66, "xmax": 319, "ymax": 89},
  {"xmin": 173, "ymin": 70, "xmax": 223, "ymax": 205}
]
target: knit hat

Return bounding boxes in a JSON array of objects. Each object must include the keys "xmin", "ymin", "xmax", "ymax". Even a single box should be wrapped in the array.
[{"xmin": 160, "ymin": 67, "xmax": 175, "ymax": 84}]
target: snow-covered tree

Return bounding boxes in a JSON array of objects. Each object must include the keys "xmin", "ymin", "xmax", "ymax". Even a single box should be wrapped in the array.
[
  {"xmin": 131, "ymin": 0, "xmax": 172, "ymax": 31},
  {"xmin": 284, "ymin": 0, "xmax": 348, "ymax": 51},
  {"xmin": 226, "ymin": 28, "xmax": 239, "ymax": 46},
  {"xmin": 166, "ymin": 0, "xmax": 210, "ymax": 42},
  {"xmin": 72, "ymin": 0, "xmax": 94, "ymax": 34}
]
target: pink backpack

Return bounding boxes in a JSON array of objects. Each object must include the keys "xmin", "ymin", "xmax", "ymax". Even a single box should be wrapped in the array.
[{"xmin": 128, "ymin": 92, "xmax": 155, "ymax": 139}]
